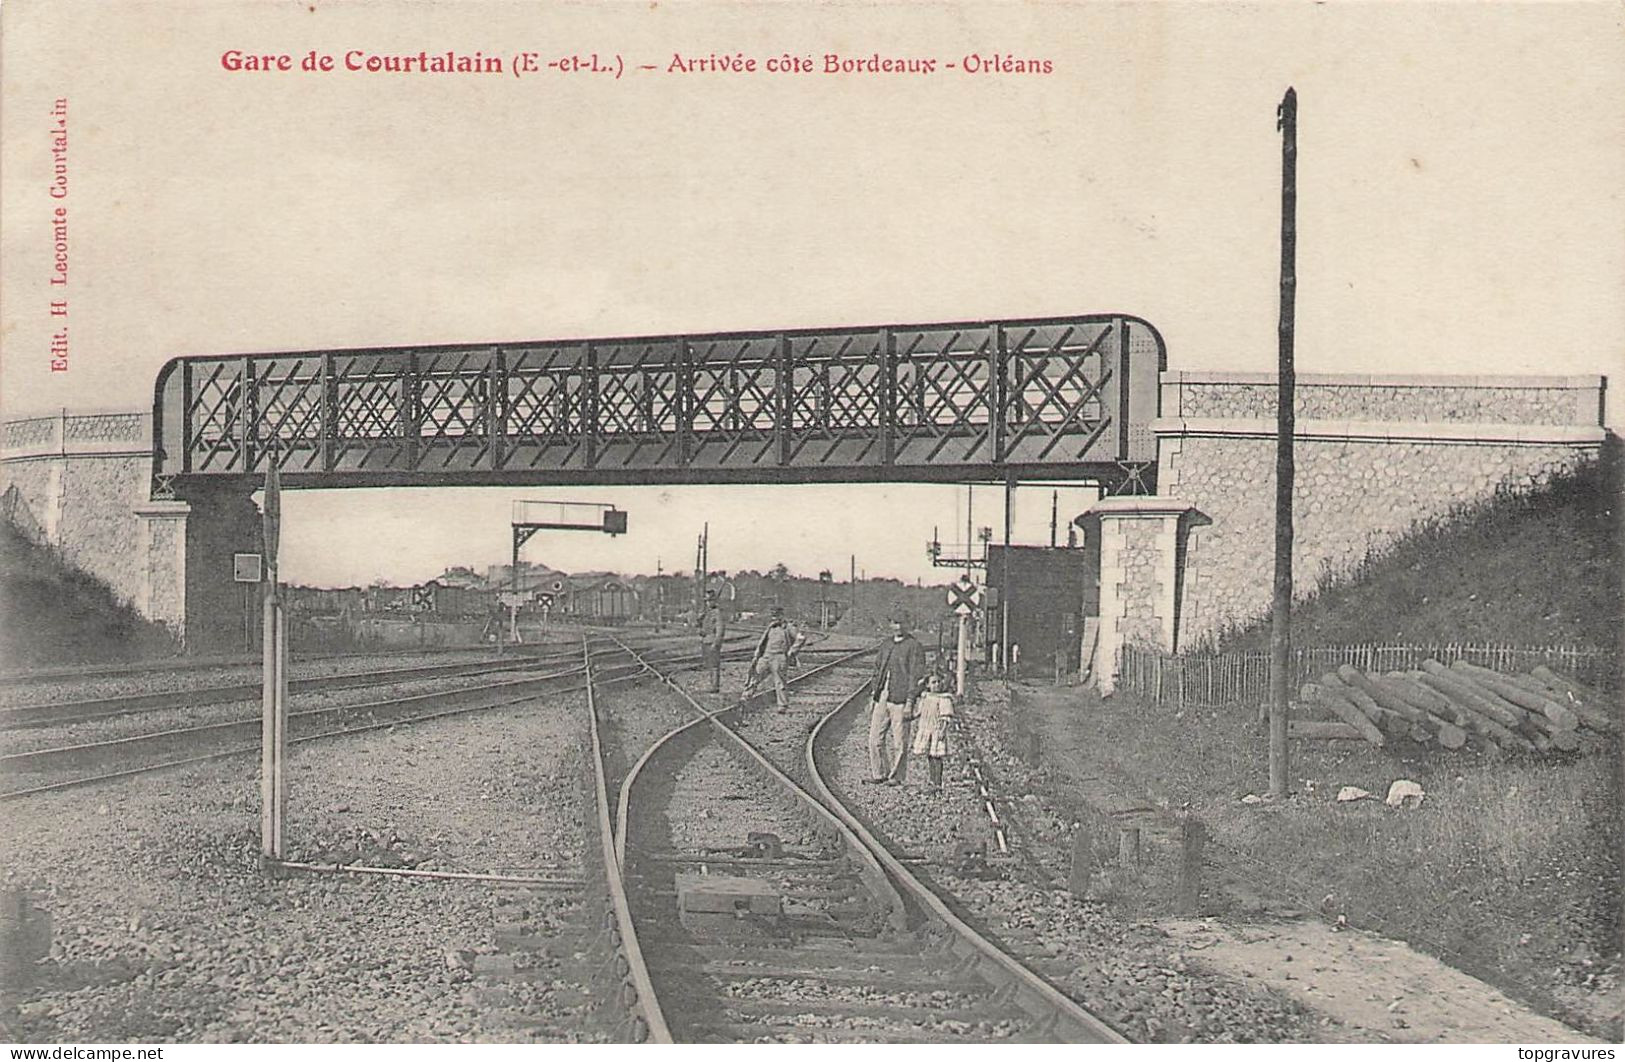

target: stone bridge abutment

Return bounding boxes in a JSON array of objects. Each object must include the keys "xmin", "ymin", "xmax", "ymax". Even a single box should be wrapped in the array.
[
  {"xmin": 0, "ymin": 410, "xmax": 260, "ymax": 654},
  {"xmin": 1081, "ymin": 371, "xmax": 1608, "ymax": 690}
]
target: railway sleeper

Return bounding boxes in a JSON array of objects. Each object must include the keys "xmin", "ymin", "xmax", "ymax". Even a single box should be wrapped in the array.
[
  {"xmin": 696, "ymin": 1019, "xmax": 1019, "ymax": 1044},
  {"xmin": 722, "ymin": 997, "xmax": 1019, "ymax": 1024},
  {"xmin": 777, "ymin": 880, "xmax": 864, "ymax": 902},
  {"xmin": 662, "ymin": 939, "xmax": 923, "ymax": 965},
  {"xmin": 638, "ymin": 853, "xmax": 848, "ymax": 871},
  {"xmin": 674, "ymin": 960, "xmax": 990, "ymax": 994}
]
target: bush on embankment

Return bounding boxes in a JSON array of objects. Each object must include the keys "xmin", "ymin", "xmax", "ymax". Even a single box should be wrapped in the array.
[
  {"xmin": 1218, "ymin": 454, "xmax": 1622, "ymax": 654},
  {"xmin": 0, "ymin": 517, "xmax": 178, "ymax": 668}
]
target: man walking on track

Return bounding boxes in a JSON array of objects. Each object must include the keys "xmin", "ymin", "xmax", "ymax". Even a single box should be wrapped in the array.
[
  {"xmin": 867, "ymin": 617, "xmax": 927, "ymax": 785},
  {"xmin": 699, "ymin": 589, "xmax": 726, "ymax": 693},
  {"xmin": 745, "ymin": 606, "xmax": 805, "ymax": 713}
]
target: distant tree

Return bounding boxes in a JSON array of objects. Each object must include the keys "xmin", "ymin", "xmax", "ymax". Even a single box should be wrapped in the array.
[{"xmin": 770, "ymin": 561, "xmax": 791, "ymax": 581}]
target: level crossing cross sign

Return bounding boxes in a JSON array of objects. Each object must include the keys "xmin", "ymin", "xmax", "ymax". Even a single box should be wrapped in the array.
[{"xmin": 947, "ymin": 577, "xmax": 982, "ymax": 616}]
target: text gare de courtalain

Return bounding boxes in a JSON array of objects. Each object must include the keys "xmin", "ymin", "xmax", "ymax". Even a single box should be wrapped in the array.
[{"xmin": 220, "ymin": 50, "xmax": 503, "ymax": 73}]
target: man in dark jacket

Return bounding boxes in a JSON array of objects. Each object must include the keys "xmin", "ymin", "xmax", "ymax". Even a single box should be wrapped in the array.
[
  {"xmin": 867, "ymin": 618, "xmax": 927, "ymax": 784},
  {"xmin": 698, "ymin": 590, "xmax": 726, "ymax": 692}
]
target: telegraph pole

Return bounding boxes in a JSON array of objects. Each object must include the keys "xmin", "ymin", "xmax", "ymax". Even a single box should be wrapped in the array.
[
  {"xmin": 1269, "ymin": 87, "xmax": 1298, "ymax": 801},
  {"xmin": 850, "ymin": 554, "xmax": 856, "ymax": 618}
]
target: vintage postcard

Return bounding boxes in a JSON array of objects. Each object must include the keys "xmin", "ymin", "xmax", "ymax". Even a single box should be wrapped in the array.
[{"xmin": 0, "ymin": 0, "xmax": 1619, "ymax": 1049}]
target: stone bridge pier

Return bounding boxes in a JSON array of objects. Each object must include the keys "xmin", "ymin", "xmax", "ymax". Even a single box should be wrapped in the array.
[{"xmin": 0, "ymin": 410, "xmax": 262, "ymax": 654}]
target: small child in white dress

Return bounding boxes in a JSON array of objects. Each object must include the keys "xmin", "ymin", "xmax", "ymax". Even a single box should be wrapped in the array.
[{"xmin": 911, "ymin": 672, "xmax": 955, "ymax": 789}]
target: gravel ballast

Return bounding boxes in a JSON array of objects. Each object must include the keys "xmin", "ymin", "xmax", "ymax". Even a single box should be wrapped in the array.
[
  {"xmin": 2, "ymin": 687, "xmax": 608, "ymax": 1042},
  {"xmin": 811, "ymin": 679, "xmax": 1341, "ymax": 1043}
]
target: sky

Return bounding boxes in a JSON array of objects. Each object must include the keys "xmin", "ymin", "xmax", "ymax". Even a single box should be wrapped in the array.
[{"xmin": 3, "ymin": 2, "xmax": 1621, "ymax": 586}]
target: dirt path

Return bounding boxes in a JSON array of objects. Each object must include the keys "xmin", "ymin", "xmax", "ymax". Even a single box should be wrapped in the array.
[
  {"xmin": 1012, "ymin": 682, "xmax": 1599, "ymax": 1044},
  {"xmin": 1157, "ymin": 918, "xmax": 1591, "ymax": 1043}
]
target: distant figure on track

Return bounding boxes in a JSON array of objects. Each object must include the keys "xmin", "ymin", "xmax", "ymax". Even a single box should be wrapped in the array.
[
  {"xmin": 911, "ymin": 671, "xmax": 955, "ymax": 790},
  {"xmin": 699, "ymin": 589, "xmax": 726, "ymax": 693},
  {"xmin": 867, "ymin": 618, "xmax": 927, "ymax": 785},
  {"xmin": 744, "ymin": 606, "xmax": 805, "ymax": 713}
]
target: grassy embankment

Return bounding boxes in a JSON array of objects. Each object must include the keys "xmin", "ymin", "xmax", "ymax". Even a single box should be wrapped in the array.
[
  {"xmin": 1074, "ymin": 460, "xmax": 1622, "ymax": 1035},
  {"xmin": 0, "ymin": 518, "xmax": 178, "ymax": 668}
]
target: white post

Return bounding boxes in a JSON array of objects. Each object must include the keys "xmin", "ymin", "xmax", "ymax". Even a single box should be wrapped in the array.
[
  {"xmin": 956, "ymin": 611, "xmax": 969, "ymax": 697},
  {"xmin": 260, "ymin": 588, "xmax": 277, "ymax": 859},
  {"xmin": 273, "ymin": 601, "xmax": 288, "ymax": 857}
]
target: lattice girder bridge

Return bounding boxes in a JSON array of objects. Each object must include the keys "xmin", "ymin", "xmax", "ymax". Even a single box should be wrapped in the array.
[{"xmin": 151, "ymin": 314, "xmax": 1164, "ymax": 495}]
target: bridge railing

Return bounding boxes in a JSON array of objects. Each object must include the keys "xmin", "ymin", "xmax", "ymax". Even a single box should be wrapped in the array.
[{"xmin": 151, "ymin": 314, "xmax": 1165, "ymax": 487}]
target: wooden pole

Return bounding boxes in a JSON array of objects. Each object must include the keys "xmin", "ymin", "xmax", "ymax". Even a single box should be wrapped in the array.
[
  {"xmin": 1002, "ymin": 474, "xmax": 1014, "ymax": 673},
  {"xmin": 509, "ymin": 528, "xmax": 521, "ymax": 646},
  {"xmin": 1269, "ymin": 87, "xmax": 1297, "ymax": 800},
  {"xmin": 850, "ymin": 554, "xmax": 856, "ymax": 618}
]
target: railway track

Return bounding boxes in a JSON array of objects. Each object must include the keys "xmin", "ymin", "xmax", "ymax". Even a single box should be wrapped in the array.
[
  {"xmin": 0, "ymin": 638, "xmax": 749, "ymax": 800},
  {"xmin": 0, "ymin": 641, "xmax": 515, "ymax": 688},
  {"xmin": 7, "ymin": 628, "xmax": 1117, "ymax": 1042},
  {"xmin": 0, "ymin": 629, "xmax": 766, "ymax": 730},
  {"xmin": 590, "ymin": 636, "xmax": 1127, "ymax": 1043}
]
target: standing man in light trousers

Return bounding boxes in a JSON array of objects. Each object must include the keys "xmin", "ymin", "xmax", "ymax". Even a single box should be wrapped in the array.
[{"xmin": 867, "ymin": 618, "xmax": 927, "ymax": 785}]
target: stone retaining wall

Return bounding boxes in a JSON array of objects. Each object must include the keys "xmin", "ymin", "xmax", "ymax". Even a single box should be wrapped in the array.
[
  {"xmin": 1155, "ymin": 372, "xmax": 1608, "ymax": 648},
  {"xmin": 0, "ymin": 410, "xmax": 190, "ymax": 640},
  {"xmin": 1163, "ymin": 371, "xmax": 1603, "ymax": 426}
]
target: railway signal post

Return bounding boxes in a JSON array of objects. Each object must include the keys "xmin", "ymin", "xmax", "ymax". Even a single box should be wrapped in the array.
[
  {"xmin": 509, "ymin": 500, "xmax": 629, "ymax": 645},
  {"xmin": 948, "ymin": 576, "xmax": 982, "ymax": 696}
]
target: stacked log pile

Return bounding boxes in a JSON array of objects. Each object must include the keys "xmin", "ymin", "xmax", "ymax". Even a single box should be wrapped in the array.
[{"xmin": 1288, "ymin": 660, "xmax": 1613, "ymax": 758}]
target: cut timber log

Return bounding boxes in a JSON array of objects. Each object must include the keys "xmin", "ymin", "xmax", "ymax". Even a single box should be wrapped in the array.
[
  {"xmin": 1323, "ymin": 673, "xmax": 1423, "ymax": 742},
  {"xmin": 1383, "ymin": 672, "xmax": 1458, "ymax": 717},
  {"xmin": 1532, "ymin": 665, "xmax": 1601, "ymax": 703},
  {"xmin": 1543, "ymin": 727, "xmax": 1581, "ymax": 753},
  {"xmin": 1450, "ymin": 661, "xmax": 1579, "ymax": 731},
  {"xmin": 1342, "ymin": 667, "xmax": 1468, "ymax": 750},
  {"xmin": 1504, "ymin": 671, "xmax": 1614, "ymax": 733},
  {"xmin": 1419, "ymin": 661, "xmax": 1528, "ymax": 728},
  {"xmin": 1530, "ymin": 667, "xmax": 1615, "ymax": 732},
  {"xmin": 1511, "ymin": 717, "xmax": 1580, "ymax": 753},
  {"xmin": 1301, "ymin": 683, "xmax": 1385, "ymax": 747},
  {"xmin": 1411, "ymin": 671, "xmax": 1536, "ymax": 754},
  {"xmin": 1288, "ymin": 720, "xmax": 1365, "ymax": 741}
]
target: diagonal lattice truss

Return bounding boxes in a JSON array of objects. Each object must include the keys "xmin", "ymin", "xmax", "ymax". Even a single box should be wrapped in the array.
[{"xmin": 153, "ymin": 314, "xmax": 1164, "ymax": 489}]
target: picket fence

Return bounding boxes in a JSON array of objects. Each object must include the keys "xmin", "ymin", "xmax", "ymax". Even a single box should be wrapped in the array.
[{"xmin": 1117, "ymin": 641, "xmax": 1614, "ymax": 710}]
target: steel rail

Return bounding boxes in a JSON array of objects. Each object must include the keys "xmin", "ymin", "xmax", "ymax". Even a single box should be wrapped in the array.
[
  {"xmin": 606, "ymin": 636, "xmax": 908, "ymax": 942},
  {"xmin": 2, "ymin": 630, "xmax": 766, "ymax": 729},
  {"xmin": 610, "ymin": 640, "xmax": 875, "ymax": 871},
  {"xmin": 805, "ymin": 692, "xmax": 1130, "ymax": 1043},
  {"xmin": 581, "ymin": 635, "xmax": 673, "ymax": 1044},
  {"xmin": 1, "ymin": 662, "xmax": 606, "ymax": 769},
  {"xmin": 0, "ymin": 652, "xmax": 673, "ymax": 801},
  {"xmin": 4, "ymin": 643, "xmax": 759, "ymax": 771},
  {"xmin": 0, "ymin": 625, "xmax": 752, "ymax": 687},
  {"xmin": 0, "ymin": 642, "xmax": 507, "ymax": 687}
]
